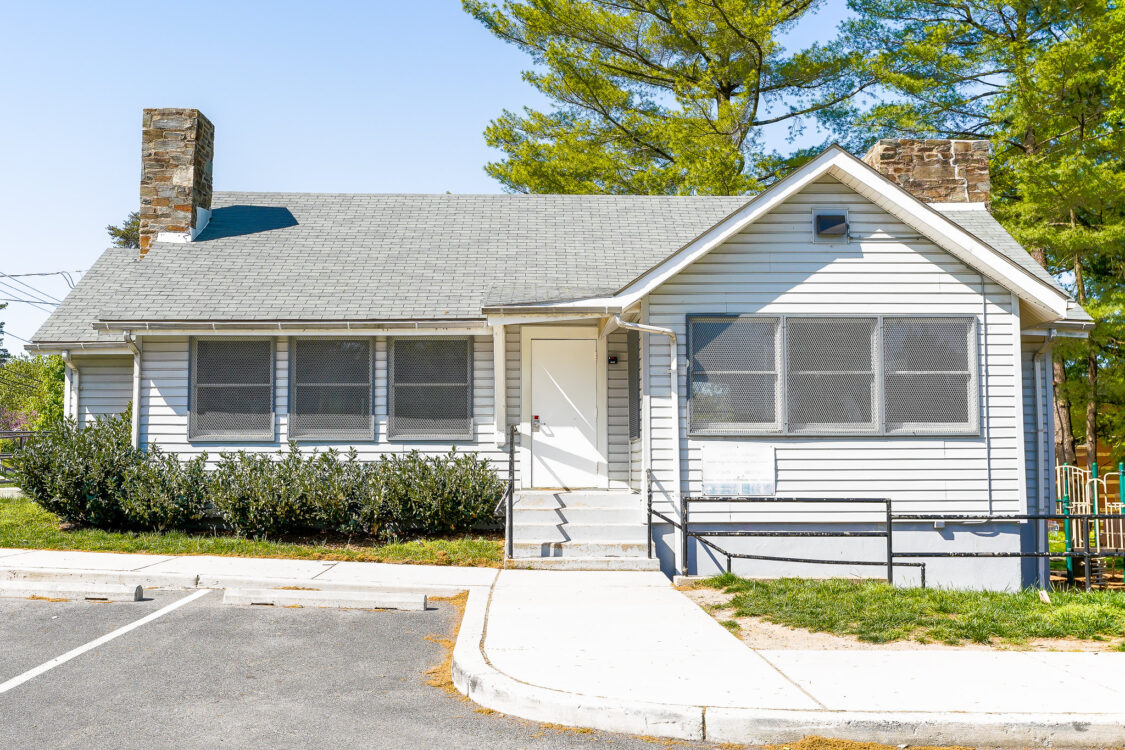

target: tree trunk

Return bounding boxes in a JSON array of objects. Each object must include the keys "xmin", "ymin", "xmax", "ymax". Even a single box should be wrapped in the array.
[
  {"xmin": 1073, "ymin": 253, "xmax": 1097, "ymax": 469},
  {"xmin": 1054, "ymin": 359, "xmax": 1077, "ymax": 464},
  {"xmin": 1085, "ymin": 349, "xmax": 1098, "ymax": 469}
]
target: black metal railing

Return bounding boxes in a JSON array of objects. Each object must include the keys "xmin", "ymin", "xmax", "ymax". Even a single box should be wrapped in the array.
[
  {"xmin": 0, "ymin": 430, "xmax": 33, "ymax": 485},
  {"xmin": 646, "ymin": 495, "xmax": 1125, "ymax": 589},
  {"xmin": 493, "ymin": 424, "xmax": 518, "ymax": 559}
]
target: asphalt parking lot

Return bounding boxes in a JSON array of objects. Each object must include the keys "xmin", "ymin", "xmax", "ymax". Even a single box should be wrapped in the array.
[{"xmin": 0, "ymin": 590, "xmax": 717, "ymax": 749}]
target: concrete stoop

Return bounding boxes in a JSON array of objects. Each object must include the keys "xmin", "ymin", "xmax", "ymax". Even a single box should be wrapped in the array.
[{"xmin": 510, "ymin": 490, "xmax": 656, "ymax": 570}]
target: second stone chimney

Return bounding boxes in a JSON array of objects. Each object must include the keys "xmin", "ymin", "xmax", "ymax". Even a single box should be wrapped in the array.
[
  {"xmin": 861, "ymin": 139, "xmax": 990, "ymax": 204},
  {"xmin": 139, "ymin": 108, "xmax": 214, "ymax": 255}
]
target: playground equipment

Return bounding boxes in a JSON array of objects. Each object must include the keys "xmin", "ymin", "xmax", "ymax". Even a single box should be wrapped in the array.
[{"xmin": 1056, "ymin": 461, "xmax": 1125, "ymax": 585}]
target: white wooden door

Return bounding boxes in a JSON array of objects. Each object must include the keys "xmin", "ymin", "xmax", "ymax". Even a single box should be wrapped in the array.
[{"xmin": 530, "ymin": 338, "xmax": 601, "ymax": 488}]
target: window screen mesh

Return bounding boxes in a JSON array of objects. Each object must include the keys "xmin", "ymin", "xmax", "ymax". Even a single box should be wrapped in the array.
[
  {"xmin": 786, "ymin": 318, "xmax": 876, "ymax": 432},
  {"xmin": 190, "ymin": 339, "xmax": 274, "ymax": 440},
  {"xmin": 689, "ymin": 317, "xmax": 779, "ymax": 433},
  {"xmin": 626, "ymin": 330, "xmax": 641, "ymax": 439},
  {"xmin": 884, "ymin": 318, "xmax": 975, "ymax": 432},
  {"xmin": 290, "ymin": 339, "xmax": 372, "ymax": 440},
  {"xmin": 389, "ymin": 338, "xmax": 473, "ymax": 439}
]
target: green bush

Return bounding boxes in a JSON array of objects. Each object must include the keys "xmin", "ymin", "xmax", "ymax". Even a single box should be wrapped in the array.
[
  {"xmin": 13, "ymin": 419, "xmax": 504, "ymax": 540},
  {"xmin": 375, "ymin": 450, "xmax": 506, "ymax": 540},
  {"xmin": 12, "ymin": 412, "xmax": 140, "ymax": 528},
  {"xmin": 121, "ymin": 448, "xmax": 211, "ymax": 532}
]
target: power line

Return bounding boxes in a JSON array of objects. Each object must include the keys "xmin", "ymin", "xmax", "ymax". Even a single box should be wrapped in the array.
[
  {"xmin": 0, "ymin": 330, "xmax": 34, "ymax": 344},
  {"xmin": 0, "ymin": 297, "xmax": 59, "ymax": 307},
  {"xmin": 4, "ymin": 270, "xmax": 83, "ymax": 289},
  {"xmin": 0, "ymin": 278, "xmax": 59, "ymax": 306},
  {"xmin": 0, "ymin": 272, "xmax": 62, "ymax": 303}
]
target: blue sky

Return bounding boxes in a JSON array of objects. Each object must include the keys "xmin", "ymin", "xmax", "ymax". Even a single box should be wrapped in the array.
[{"xmin": 0, "ymin": 0, "xmax": 848, "ymax": 356}]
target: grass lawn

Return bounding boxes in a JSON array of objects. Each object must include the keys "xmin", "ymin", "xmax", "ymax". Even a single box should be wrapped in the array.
[
  {"xmin": 0, "ymin": 495, "xmax": 503, "ymax": 567},
  {"xmin": 699, "ymin": 573, "xmax": 1125, "ymax": 646}
]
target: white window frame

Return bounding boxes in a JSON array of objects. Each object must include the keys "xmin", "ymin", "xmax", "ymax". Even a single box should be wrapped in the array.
[
  {"xmin": 288, "ymin": 337, "xmax": 375, "ymax": 442},
  {"xmin": 687, "ymin": 315, "xmax": 784, "ymax": 435},
  {"xmin": 686, "ymin": 314, "xmax": 980, "ymax": 437},
  {"xmin": 387, "ymin": 337, "xmax": 474, "ymax": 441},
  {"xmin": 188, "ymin": 337, "xmax": 276, "ymax": 442}
]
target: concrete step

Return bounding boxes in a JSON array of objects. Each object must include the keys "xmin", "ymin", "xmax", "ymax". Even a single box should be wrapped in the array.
[
  {"xmin": 516, "ymin": 491, "xmax": 641, "ymax": 511},
  {"xmin": 512, "ymin": 541, "xmax": 651, "ymax": 559},
  {"xmin": 513, "ymin": 506, "xmax": 642, "ymax": 525},
  {"xmin": 511, "ymin": 556, "xmax": 661, "ymax": 571},
  {"xmin": 513, "ymin": 523, "xmax": 649, "ymax": 543}
]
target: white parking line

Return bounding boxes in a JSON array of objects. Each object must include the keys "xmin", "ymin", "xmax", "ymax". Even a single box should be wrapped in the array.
[{"xmin": 0, "ymin": 589, "xmax": 211, "ymax": 695}]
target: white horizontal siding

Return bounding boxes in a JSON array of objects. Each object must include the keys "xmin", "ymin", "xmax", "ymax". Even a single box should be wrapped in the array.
[
  {"xmin": 606, "ymin": 329, "xmax": 631, "ymax": 485},
  {"xmin": 138, "ymin": 335, "xmax": 517, "ymax": 484},
  {"xmin": 76, "ymin": 355, "xmax": 132, "ymax": 427},
  {"xmin": 645, "ymin": 175, "xmax": 1028, "ymax": 519}
]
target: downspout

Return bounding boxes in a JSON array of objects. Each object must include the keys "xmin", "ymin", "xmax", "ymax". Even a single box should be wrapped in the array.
[
  {"xmin": 979, "ymin": 274, "xmax": 993, "ymax": 514},
  {"xmin": 124, "ymin": 332, "xmax": 141, "ymax": 449},
  {"xmin": 60, "ymin": 350, "xmax": 78, "ymax": 422},
  {"xmin": 1033, "ymin": 329, "xmax": 1057, "ymax": 589},
  {"xmin": 612, "ymin": 315, "xmax": 683, "ymax": 574}
]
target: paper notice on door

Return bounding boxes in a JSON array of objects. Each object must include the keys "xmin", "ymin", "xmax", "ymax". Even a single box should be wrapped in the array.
[{"xmin": 700, "ymin": 443, "xmax": 775, "ymax": 497}]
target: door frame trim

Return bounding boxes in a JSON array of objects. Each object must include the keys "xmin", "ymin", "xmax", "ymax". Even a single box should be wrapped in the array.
[{"xmin": 520, "ymin": 325, "xmax": 609, "ymax": 489}]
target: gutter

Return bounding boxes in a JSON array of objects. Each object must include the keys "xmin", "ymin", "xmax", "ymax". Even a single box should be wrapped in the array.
[
  {"xmin": 124, "ymin": 332, "xmax": 141, "ymax": 449},
  {"xmin": 1032, "ymin": 328, "xmax": 1056, "ymax": 589},
  {"xmin": 93, "ymin": 319, "xmax": 490, "ymax": 332},
  {"xmin": 611, "ymin": 315, "xmax": 684, "ymax": 575}
]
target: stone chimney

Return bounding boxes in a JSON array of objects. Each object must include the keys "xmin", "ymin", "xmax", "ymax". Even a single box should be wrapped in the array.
[
  {"xmin": 861, "ymin": 139, "xmax": 990, "ymax": 204},
  {"xmin": 139, "ymin": 108, "xmax": 214, "ymax": 255}
]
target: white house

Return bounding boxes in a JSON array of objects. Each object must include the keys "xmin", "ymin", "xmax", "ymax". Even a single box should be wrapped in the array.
[{"xmin": 30, "ymin": 109, "xmax": 1092, "ymax": 589}]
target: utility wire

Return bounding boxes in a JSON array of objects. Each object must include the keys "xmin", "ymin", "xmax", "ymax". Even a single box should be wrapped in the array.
[
  {"xmin": 0, "ymin": 272, "xmax": 62, "ymax": 303},
  {"xmin": 0, "ymin": 330, "xmax": 34, "ymax": 344},
  {"xmin": 0, "ymin": 279, "xmax": 58, "ymax": 307},
  {"xmin": 0, "ymin": 297, "xmax": 58, "ymax": 308}
]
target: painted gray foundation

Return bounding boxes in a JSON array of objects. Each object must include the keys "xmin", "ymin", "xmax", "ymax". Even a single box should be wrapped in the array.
[{"xmin": 653, "ymin": 521, "xmax": 1041, "ymax": 591}]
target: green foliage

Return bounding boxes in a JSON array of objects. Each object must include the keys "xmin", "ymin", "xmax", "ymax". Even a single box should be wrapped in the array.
[
  {"xmin": 12, "ymin": 421, "xmax": 504, "ymax": 540},
  {"xmin": 701, "ymin": 574, "xmax": 1125, "ymax": 644},
  {"xmin": 12, "ymin": 412, "xmax": 139, "ymax": 528},
  {"xmin": 106, "ymin": 210, "xmax": 140, "ymax": 249},
  {"xmin": 0, "ymin": 495, "xmax": 503, "ymax": 567},
  {"xmin": 0, "ymin": 354, "xmax": 65, "ymax": 432},
  {"xmin": 464, "ymin": 0, "xmax": 870, "ymax": 194},
  {"xmin": 121, "ymin": 448, "xmax": 211, "ymax": 532},
  {"xmin": 374, "ymin": 450, "xmax": 507, "ymax": 540}
]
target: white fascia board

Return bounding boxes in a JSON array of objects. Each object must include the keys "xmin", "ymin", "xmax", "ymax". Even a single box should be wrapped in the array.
[
  {"xmin": 613, "ymin": 147, "xmax": 846, "ymax": 308},
  {"xmin": 827, "ymin": 160, "xmax": 1069, "ymax": 318}
]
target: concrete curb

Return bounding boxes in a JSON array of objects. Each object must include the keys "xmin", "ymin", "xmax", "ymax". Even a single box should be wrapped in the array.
[
  {"xmin": 222, "ymin": 587, "xmax": 427, "ymax": 611},
  {"xmin": 450, "ymin": 584, "xmax": 1125, "ymax": 747},
  {"xmin": 0, "ymin": 566, "xmax": 469, "ymax": 597},
  {"xmin": 0, "ymin": 581, "xmax": 144, "ymax": 602}
]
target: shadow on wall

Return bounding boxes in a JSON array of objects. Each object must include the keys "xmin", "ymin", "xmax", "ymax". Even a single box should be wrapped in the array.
[{"xmin": 196, "ymin": 205, "xmax": 298, "ymax": 240}]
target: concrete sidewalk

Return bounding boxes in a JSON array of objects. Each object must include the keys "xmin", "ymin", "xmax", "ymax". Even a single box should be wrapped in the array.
[
  {"xmin": 454, "ymin": 568, "xmax": 1125, "ymax": 747},
  {"xmin": 0, "ymin": 547, "xmax": 496, "ymax": 595},
  {"xmin": 7, "ymin": 548, "xmax": 1125, "ymax": 746}
]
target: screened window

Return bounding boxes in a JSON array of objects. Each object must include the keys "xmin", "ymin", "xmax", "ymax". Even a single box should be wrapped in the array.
[
  {"xmin": 786, "ymin": 317, "xmax": 876, "ymax": 433},
  {"xmin": 189, "ymin": 339, "xmax": 274, "ymax": 441},
  {"xmin": 626, "ymin": 330, "xmax": 641, "ymax": 439},
  {"xmin": 883, "ymin": 318, "xmax": 977, "ymax": 433},
  {"xmin": 688, "ymin": 317, "xmax": 780, "ymax": 434},
  {"xmin": 389, "ymin": 338, "xmax": 473, "ymax": 439},
  {"xmin": 687, "ymin": 315, "xmax": 978, "ymax": 436},
  {"xmin": 289, "ymin": 338, "xmax": 373, "ymax": 440}
]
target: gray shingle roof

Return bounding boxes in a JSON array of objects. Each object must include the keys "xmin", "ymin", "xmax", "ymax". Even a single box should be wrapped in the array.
[
  {"xmin": 31, "ymin": 191, "xmax": 1071, "ymax": 345},
  {"xmin": 930, "ymin": 205, "xmax": 1067, "ymax": 294}
]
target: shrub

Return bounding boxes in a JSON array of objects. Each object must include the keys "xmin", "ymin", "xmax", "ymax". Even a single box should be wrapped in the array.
[
  {"xmin": 12, "ymin": 412, "xmax": 141, "ymax": 528},
  {"xmin": 14, "ymin": 421, "xmax": 504, "ymax": 540},
  {"xmin": 121, "ymin": 448, "xmax": 211, "ymax": 532},
  {"xmin": 375, "ymin": 450, "xmax": 505, "ymax": 540}
]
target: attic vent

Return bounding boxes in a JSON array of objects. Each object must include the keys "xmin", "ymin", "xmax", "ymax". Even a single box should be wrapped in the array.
[{"xmin": 814, "ymin": 211, "xmax": 848, "ymax": 240}]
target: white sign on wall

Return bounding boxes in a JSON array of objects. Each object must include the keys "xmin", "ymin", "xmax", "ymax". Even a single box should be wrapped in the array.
[{"xmin": 700, "ymin": 443, "xmax": 776, "ymax": 496}]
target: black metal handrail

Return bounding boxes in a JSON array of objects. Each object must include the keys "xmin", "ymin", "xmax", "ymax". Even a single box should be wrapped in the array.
[{"xmin": 646, "ymin": 495, "xmax": 1125, "ymax": 590}]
